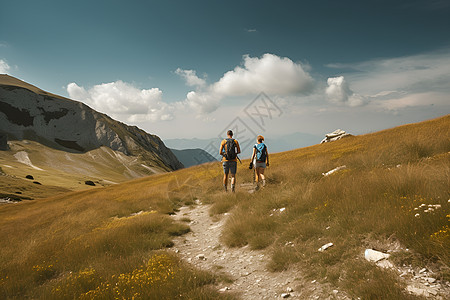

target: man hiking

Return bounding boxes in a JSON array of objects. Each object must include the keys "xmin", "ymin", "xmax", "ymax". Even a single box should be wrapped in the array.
[
  {"xmin": 250, "ymin": 135, "xmax": 269, "ymax": 191},
  {"xmin": 219, "ymin": 130, "xmax": 241, "ymax": 192}
]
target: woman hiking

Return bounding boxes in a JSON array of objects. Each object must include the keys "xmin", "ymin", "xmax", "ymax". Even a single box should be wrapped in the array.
[{"xmin": 250, "ymin": 135, "xmax": 269, "ymax": 191}]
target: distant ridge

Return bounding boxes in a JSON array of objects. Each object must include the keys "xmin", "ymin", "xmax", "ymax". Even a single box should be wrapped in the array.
[{"xmin": 170, "ymin": 148, "xmax": 217, "ymax": 168}]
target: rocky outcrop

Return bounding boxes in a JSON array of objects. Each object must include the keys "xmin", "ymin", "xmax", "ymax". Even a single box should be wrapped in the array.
[
  {"xmin": 320, "ymin": 129, "xmax": 352, "ymax": 144},
  {"xmin": 0, "ymin": 75, "xmax": 183, "ymax": 171}
]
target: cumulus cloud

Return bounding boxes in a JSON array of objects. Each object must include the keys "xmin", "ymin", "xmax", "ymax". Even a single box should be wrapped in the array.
[
  {"xmin": 214, "ymin": 54, "xmax": 313, "ymax": 96},
  {"xmin": 0, "ymin": 59, "xmax": 10, "ymax": 74},
  {"xmin": 326, "ymin": 76, "xmax": 368, "ymax": 107},
  {"xmin": 185, "ymin": 91, "xmax": 220, "ymax": 114},
  {"xmin": 182, "ymin": 53, "xmax": 314, "ymax": 115},
  {"xmin": 175, "ymin": 68, "xmax": 206, "ymax": 87},
  {"xmin": 325, "ymin": 49, "xmax": 450, "ymax": 112},
  {"xmin": 67, "ymin": 81, "xmax": 173, "ymax": 122}
]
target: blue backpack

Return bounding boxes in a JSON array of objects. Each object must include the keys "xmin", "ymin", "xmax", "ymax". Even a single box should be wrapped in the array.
[{"xmin": 255, "ymin": 143, "xmax": 267, "ymax": 162}]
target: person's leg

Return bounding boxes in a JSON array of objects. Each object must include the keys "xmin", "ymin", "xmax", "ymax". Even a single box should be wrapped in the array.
[
  {"xmin": 230, "ymin": 174, "xmax": 236, "ymax": 192},
  {"xmin": 256, "ymin": 167, "xmax": 263, "ymax": 182},
  {"xmin": 260, "ymin": 168, "xmax": 266, "ymax": 186},
  {"xmin": 223, "ymin": 173, "xmax": 228, "ymax": 188},
  {"xmin": 230, "ymin": 161, "xmax": 237, "ymax": 192},
  {"xmin": 223, "ymin": 162, "xmax": 229, "ymax": 191},
  {"xmin": 255, "ymin": 167, "xmax": 262, "ymax": 190}
]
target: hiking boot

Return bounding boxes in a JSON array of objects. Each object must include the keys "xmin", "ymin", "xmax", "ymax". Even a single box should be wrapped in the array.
[{"xmin": 254, "ymin": 184, "xmax": 260, "ymax": 191}]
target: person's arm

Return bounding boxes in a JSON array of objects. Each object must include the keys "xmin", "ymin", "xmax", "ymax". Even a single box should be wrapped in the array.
[
  {"xmin": 235, "ymin": 140, "xmax": 241, "ymax": 154},
  {"xmin": 219, "ymin": 140, "xmax": 224, "ymax": 157},
  {"xmin": 251, "ymin": 147, "xmax": 256, "ymax": 161},
  {"xmin": 266, "ymin": 147, "xmax": 269, "ymax": 166}
]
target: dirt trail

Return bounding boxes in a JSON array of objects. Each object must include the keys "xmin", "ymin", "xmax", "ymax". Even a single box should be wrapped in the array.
[{"xmin": 170, "ymin": 198, "xmax": 349, "ymax": 299}]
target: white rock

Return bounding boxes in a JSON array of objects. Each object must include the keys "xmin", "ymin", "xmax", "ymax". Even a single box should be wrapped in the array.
[
  {"xmin": 428, "ymin": 288, "xmax": 438, "ymax": 296},
  {"xmin": 287, "ymin": 287, "xmax": 294, "ymax": 292},
  {"xmin": 425, "ymin": 277, "xmax": 437, "ymax": 283},
  {"xmin": 318, "ymin": 242, "xmax": 334, "ymax": 252},
  {"xmin": 281, "ymin": 293, "xmax": 290, "ymax": 298},
  {"xmin": 364, "ymin": 249, "xmax": 390, "ymax": 262},
  {"xmin": 332, "ymin": 290, "xmax": 339, "ymax": 295},
  {"xmin": 415, "ymin": 213, "xmax": 420, "ymax": 217},
  {"xmin": 419, "ymin": 268, "xmax": 427, "ymax": 274},
  {"xmin": 322, "ymin": 165, "xmax": 347, "ymax": 176},
  {"xmin": 311, "ymin": 280, "xmax": 316, "ymax": 284},
  {"xmin": 320, "ymin": 129, "xmax": 352, "ymax": 143},
  {"xmin": 407, "ymin": 285, "xmax": 428, "ymax": 296},
  {"xmin": 219, "ymin": 287, "xmax": 230, "ymax": 292},
  {"xmin": 376, "ymin": 260, "xmax": 394, "ymax": 269},
  {"xmin": 279, "ymin": 207, "xmax": 286, "ymax": 212},
  {"xmin": 197, "ymin": 254, "xmax": 206, "ymax": 260}
]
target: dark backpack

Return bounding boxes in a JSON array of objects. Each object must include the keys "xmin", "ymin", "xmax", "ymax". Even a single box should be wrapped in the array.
[
  {"xmin": 224, "ymin": 138, "xmax": 237, "ymax": 160},
  {"xmin": 255, "ymin": 143, "xmax": 267, "ymax": 162}
]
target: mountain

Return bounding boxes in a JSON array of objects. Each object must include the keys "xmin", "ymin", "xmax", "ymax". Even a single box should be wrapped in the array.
[
  {"xmin": 170, "ymin": 148, "xmax": 217, "ymax": 168},
  {"xmin": 0, "ymin": 75, "xmax": 183, "ymax": 198},
  {"xmin": 164, "ymin": 138, "xmax": 222, "ymax": 159}
]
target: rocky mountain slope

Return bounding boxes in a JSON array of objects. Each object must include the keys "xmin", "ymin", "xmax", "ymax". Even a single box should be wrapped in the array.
[
  {"xmin": 0, "ymin": 75, "xmax": 183, "ymax": 198},
  {"xmin": 0, "ymin": 75, "xmax": 182, "ymax": 170}
]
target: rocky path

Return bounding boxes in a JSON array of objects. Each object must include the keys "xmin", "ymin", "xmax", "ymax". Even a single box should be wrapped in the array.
[{"xmin": 170, "ymin": 199, "xmax": 349, "ymax": 299}]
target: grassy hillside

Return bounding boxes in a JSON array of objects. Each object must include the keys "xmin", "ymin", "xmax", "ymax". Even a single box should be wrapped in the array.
[
  {"xmin": 0, "ymin": 140, "xmax": 169, "ymax": 200},
  {"xmin": 0, "ymin": 115, "xmax": 449, "ymax": 299}
]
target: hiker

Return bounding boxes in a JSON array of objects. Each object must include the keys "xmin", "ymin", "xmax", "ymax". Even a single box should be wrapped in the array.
[
  {"xmin": 219, "ymin": 130, "xmax": 241, "ymax": 192},
  {"xmin": 250, "ymin": 135, "xmax": 269, "ymax": 190}
]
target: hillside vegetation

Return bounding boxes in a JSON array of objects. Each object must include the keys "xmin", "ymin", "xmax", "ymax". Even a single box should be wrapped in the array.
[
  {"xmin": 0, "ymin": 115, "xmax": 449, "ymax": 299},
  {"xmin": 0, "ymin": 140, "xmax": 168, "ymax": 200}
]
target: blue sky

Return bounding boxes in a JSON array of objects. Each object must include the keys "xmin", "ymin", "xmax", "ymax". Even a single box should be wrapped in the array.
[{"xmin": 1, "ymin": 0, "xmax": 449, "ymax": 145}]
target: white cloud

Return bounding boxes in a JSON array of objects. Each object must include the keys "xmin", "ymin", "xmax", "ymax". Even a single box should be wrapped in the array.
[
  {"xmin": 327, "ymin": 49, "xmax": 450, "ymax": 95},
  {"xmin": 175, "ymin": 68, "xmax": 206, "ymax": 87},
  {"xmin": 325, "ymin": 76, "xmax": 367, "ymax": 107},
  {"xmin": 67, "ymin": 81, "xmax": 173, "ymax": 122},
  {"xmin": 185, "ymin": 91, "xmax": 220, "ymax": 114},
  {"xmin": 325, "ymin": 49, "xmax": 450, "ymax": 112},
  {"xmin": 371, "ymin": 92, "xmax": 450, "ymax": 111},
  {"xmin": 0, "ymin": 59, "xmax": 10, "ymax": 74},
  {"xmin": 182, "ymin": 53, "xmax": 314, "ymax": 115},
  {"xmin": 214, "ymin": 53, "xmax": 313, "ymax": 96}
]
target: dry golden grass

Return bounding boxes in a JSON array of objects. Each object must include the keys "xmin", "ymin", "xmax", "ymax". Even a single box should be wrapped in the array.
[
  {"xmin": 0, "ymin": 114, "xmax": 448, "ymax": 299},
  {"xmin": 0, "ymin": 165, "xmax": 232, "ymax": 299},
  {"xmin": 214, "ymin": 115, "xmax": 450, "ymax": 298}
]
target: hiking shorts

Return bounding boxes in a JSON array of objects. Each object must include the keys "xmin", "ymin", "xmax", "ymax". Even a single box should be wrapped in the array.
[
  {"xmin": 255, "ymin": 161, "xmax": 266, "ymax": 168},
  {"xmin": 222, "ymin": 161, "xmax": 237, "ymax": 175}
]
